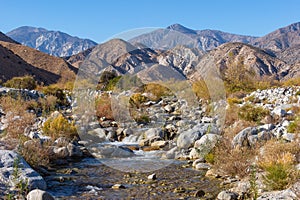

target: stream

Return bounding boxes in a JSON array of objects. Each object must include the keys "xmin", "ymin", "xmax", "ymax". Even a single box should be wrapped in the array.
[{"xmin": 44, "ymin": 155, "xmax": 223, "ymax": 199}]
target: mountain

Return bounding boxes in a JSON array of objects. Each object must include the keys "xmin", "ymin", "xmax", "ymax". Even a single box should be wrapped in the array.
[
  {"xmin": 0, "ymin": 32, "xmax": 18, "ymax": 44},
  {"xmin": 275, "ymin": 44, "xmax": 300, "ymax": 65},
  {"xmin": 195, "ymin": 42, "xmax": 289, "ymax": 79},
  {"xmin": 0, "ymin": 41, "xmax": 77, "ymax": 84},
  {"xmin": 7, "ymin": 26, "xmax": 97, "ymax": 57},
  {"xmin": 252, "ymin": 22, "xmax": 300, "ymax": 52},
  {"xmin": 129, "ymin": 23, "xmax": 257, "ymax": 51}
]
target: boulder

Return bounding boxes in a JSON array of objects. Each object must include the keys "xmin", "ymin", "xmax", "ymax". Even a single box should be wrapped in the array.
[
  {"xmin": 232, "ymin": 127, "xmax": 257, "ymax": 147},
  {"xmin": 194, "ymin": 163, "xmax": 211, "ymax": 170},
  {"xmin": 177, "ymin": 124, "xmax": 209, "ymax": 149},
  {"xmin": 53, "ymin": 146, "xmax": 69, "ymax": 158},
  {"xmin": 27, "ymin": 189, "xmax": 55, "ymax": 200},
  {"xmin": 0, "ymin": 150, "xmax": 46, "ymax": 191},
  {"xmin": 217, "ymin": 191, "xmax": 238, "ymax": 200},
  {"xmin": 67, "ymin": 143, "xmax": 83, "ymax": 157},
  {"xmin": 90, "ymin": 144, "xmax": 135, "ymax": 158},
  {"xmin": 144, "ymin": 128, "xmax": 164, "ymax": 140}
]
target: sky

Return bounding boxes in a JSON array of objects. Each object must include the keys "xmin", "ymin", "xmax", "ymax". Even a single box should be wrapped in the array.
[{"xmin": 1, "ymin": 0, "xmax": 300, "ymax": 43}]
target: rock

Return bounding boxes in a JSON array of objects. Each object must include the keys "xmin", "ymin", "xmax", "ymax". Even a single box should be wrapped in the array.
[
  {"xmin": 150, "ymin": 141, "xmax": 167, "ymax": 148},
  {"xmin": 257, "ymin": 131, "xmax": 273, "ymax": 141},
  {"xmin": 164, "ymin": 105, "xmax": 174, "ymax": 113},
  {"xmin": 177, "ymin": 124, "xmax": 209, "ymax": 149},
  {"xmin": 112, "ymin": 184, "xmax": 126, "ymax": 189},
  {"xmin": 123, "ymin": 128, "xmax": 133, "ymax": 136},
  {"xmin": 147, "ymin": 173, "xmax": 157, "ymax": 180},
  {"xmin": 53, "ymin": 137, "xmax": 69, "ymax": 146},
  {"xmin": 257, "ymin": 189, "xmax": 297, "ymax": 200},
  {"xmin": 90, "ymin": 144, "xmax": 135, "ymax": 158},
  {"xmin": 282, "ymin": 133, "xmax": 295, "ymax": 141},
  {"xmin": 163, "ymin": 146, "xmax": 178, "ymax": 159},
  {"xmin": 232, "ymin": 127, "xmax": 257, "ymax": 147},
  {"xmin": 53, "ymin": 146, "xmax": 69, "ymax": 158},
  {"xmin": 122, "ymin": 135, "xmax": 139, "ymax": 143},
  {"xmin": 89, "ymin": 128, "xmax": 108, "ymax": 141},
  {"xmin": 27, "ymin": 189, "xmax": 55, "ymax": 200},
  {"xmin": 139, "ymin": 139, "xmax": 150, "ymax": 147},
  {"xmin": 0, "ymin": 150, "xmax": 46, "ymax": 191},
  {"xmin": 194, "ymin": 163, "xmax": 211, "ymax": 170},
  {"xmin": 144, "ymin": 128, "xmax": 164, "ymax": 140},
  {"xmin": 67, "ymin": 143, "xmax": 83, "ymax": 157},
  {"xmin": 272, "ymin": 106, "xmax": 287, "ymax": 117},
  {"xmin": 217, "ymin": 191, "xmax": 238, "ymax": 200},
  {"xmin": 257, "ymin": 124, "xmax": 275, "ymax": 132},
  {"xmin": 192, "ymin": 158, "xmax": 204, "ymax": 167},
  {"xmin": 194, "ymin": 190, "xmax": 205, "ymax": 197},
  {"xmin": 190, "ymin": 131, "xmax": 220, "ymax": 157}
]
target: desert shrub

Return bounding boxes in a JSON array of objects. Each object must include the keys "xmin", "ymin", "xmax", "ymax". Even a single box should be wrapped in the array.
[
  {"xmin": 40, "ymin": 95, "xmax": 58, "ymax": 115},
  {"xmin": 133, "ymin": 114, "xmax": 150, "ymax": 124},
  {"xmin": 104, "ymin": 76, "xmax": 122, "ymax": 91},
  {"xmin": 19, "ymin": 141, "xmax": 51, "ymax": 169},
  {"xmin": 227, "ymin": 97, "xmax": 243, "ymax": 106},
  {"xmin": 238, "ymin": 103, "xmax": 269, "ymax": 123},
  {"xmin": 224, "ymin": 59, "xmax": 256, "ymax": 94},
  {"xmin": 42, "ymin": 85, "xmax": 68, "ymax": 106},
  {"xmin": 283, "ymin": 77, "xmax": 300, "ymax": 87},
  {"xmin": 4, "ymin": 76, "xmax": 36, "ymax": 90},
  {"xmin": 258, "ymin": 140, "xmax": 300, "ymax": 190},
  {"xmin": 213, "ymin": 136, "xmax": 257, "ymax": 178},
  {"xmin": 129, "ymin": 93, "xmax": 148, "ymax": 108},
  {"xmin": 141, "ymin": 83, "xmax": 172, "ymax": 101},
  {"xmin": 287, "ymin": 115, "xmax": 300, "ymax": 133},
  {"xmin": 95, "ymin": 94, "xmax": 114, "ymax": 120},
  {"xmin": 192, "ymin": 79, "xmax": 210, "ymax": 101},
  {"xmin": 42, "ymin": 114, "xmax": 78, "ymax": 140},
  {"xmin": 204, "ymin": 152, "xmax": 215, "ymax": 164},
  {"xmin": 0, "ymin": 96, "xmax": 35, "ymax": 139},
  {"xmin": 114, "ymin": 75, "xmax": 143, "ymax": 92}
]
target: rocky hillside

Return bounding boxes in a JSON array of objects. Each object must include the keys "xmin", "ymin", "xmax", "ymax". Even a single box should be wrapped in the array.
[
  {"xmin": 129, "ymin": 23, "xmax": 257, "ymax": 51},
  {"xmin": 7, "ymin": 26, "xmax": 97, "ymax": 57},
  {"xmin": 276, "ymin": 44, "xmax": 300, "ymax": 65},
  {"xmin": 252, "ymin": 22, "xmax": 300, "ymax": 52},
  {"xmin": 78, "ymin": 39, "xmax": 293, "ymax": 82},
  {"xmin": 202, "ymin": 42, "xmax": 289, "ymax": 79},
  {"xmin": 0, "ymin": 31, "xmax": 18, "ymax": 44},
  {"xmin": 0, "ymin": 40, "xmax": 77, "ymax": 84}
]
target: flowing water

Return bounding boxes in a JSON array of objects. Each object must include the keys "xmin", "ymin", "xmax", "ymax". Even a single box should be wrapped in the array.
[{"xmin": 44, "ymin": 155, "xmax": 223, "ymax": 200}]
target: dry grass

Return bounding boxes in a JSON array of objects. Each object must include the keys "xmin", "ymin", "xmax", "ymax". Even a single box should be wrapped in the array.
[
  {"xmin": 95, "ymin": 94, "xmax": 114, "ymax": 120},
  {"xmin": 257, "ymin": 139, "xmax": 300, "ymax": 190},
  {"xmin": 0, "ymin": 96, "xmax": 35, "ymax": 139}
]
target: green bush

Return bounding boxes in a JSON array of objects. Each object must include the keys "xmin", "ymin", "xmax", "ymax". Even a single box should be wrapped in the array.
[
  {"xmin": 142, "ymin": 83, "xmax": 172, "ymax": 101},
  {"xmin": 4, "ymin": 76, "xmax": 36, "ymax": 90},
  {"xmin": 287, "ymin": 116, "xmax": 300, "ymax": 133},
  {"xmin": 129, "ymin": 93, "xmax": 148, "ymax": 108},
  {"xmin": 42, "ymin": 85, "xmax": 68, "ymax": 106},
  {"xmin": 42, "ymin": 114, "xmax": 78, "ymax": 140},
  {"xmin": 238, "ymin": 103, "xmax": 269, "ymax": 123},
  {"xmin": 263, "ymin": 164, "xmax": 295, "ymax": 190},
  {"xmin": 134, "ymin": 114, "xmax": 150, "ymax": 124}
]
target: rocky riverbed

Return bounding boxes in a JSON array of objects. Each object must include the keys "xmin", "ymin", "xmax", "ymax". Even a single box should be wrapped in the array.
[{"xmin": 0, "ymin": 86, "xmax": 299, "ymax": 199}]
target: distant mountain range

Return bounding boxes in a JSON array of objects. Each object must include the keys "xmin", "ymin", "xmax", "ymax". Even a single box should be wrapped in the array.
[
  {"xmin": 7, "ymin": 26, "xmax": 97, "ymax": 57},
  {"xmin": 1, "ymin": 22, "xmax": 300, "ymax": 85}
]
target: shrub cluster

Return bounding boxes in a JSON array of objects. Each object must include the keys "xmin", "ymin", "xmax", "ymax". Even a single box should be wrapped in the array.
[{"xmin": 4, "ymin": 76, "xmax": 36, "ymax": 90}]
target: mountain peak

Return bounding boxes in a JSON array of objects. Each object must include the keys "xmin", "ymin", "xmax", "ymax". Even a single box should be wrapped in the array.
[
  {"xmin": 7, "ymin": 26, "xmax": 97, "ymax": 57},
  {"xmin": 166, "ymin": 24, "xmax": 197, "ymax": 34}
]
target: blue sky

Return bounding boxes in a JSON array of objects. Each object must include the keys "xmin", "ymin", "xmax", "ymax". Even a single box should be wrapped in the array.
[{"xmin": 1, "ymin": 0, "xmax": 300, "ymax": 43}]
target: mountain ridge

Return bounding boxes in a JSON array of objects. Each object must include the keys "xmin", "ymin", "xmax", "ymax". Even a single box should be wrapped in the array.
[{"xmin": 7, "ymin": 26, "xmax": 97, "ymax": 57}]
